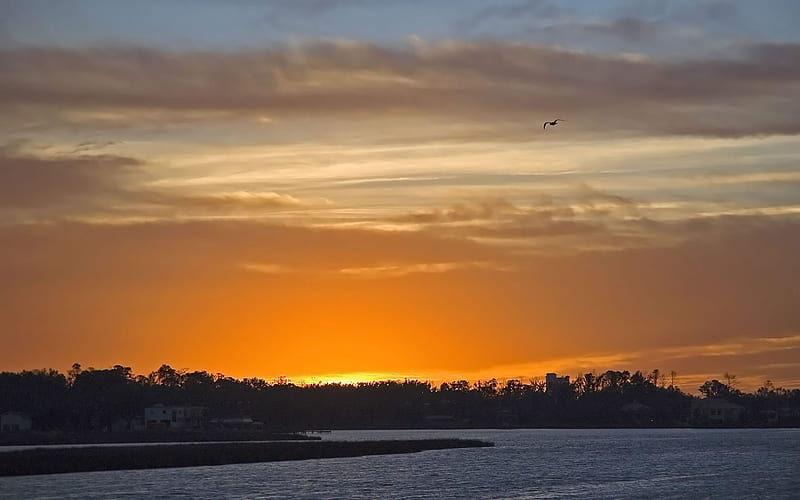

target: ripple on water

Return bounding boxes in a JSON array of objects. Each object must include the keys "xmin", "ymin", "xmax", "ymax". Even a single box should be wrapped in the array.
[{"xmin": 1, "ymin": 429, "xmax": 798, "ymax": 500}]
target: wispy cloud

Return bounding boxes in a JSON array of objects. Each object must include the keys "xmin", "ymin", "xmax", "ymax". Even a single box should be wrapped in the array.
[
  {"xmin": 240, "ymin": 259, "xmax": 511, "ymax": 278},
  {"xmin": 148, "ymin": 191, "xmax": 305, "ymax": 210},
  {"xmin": 387, "ymin": 187, "xmax": 648, "ymax": 249},
  {"xmin": 239, "ymin": 262, "xmax": 296, "ymax": 274},
  {"xmin": 3, "ymin": 41, "xmax": 799, "ymax": 138},
  {"xmin": 658, "ymin": 335, "xmax": 800, "ymax": 359},
  {"xmin": 338, "ymin": 260, "xmax": 511, "ymax": 278}
]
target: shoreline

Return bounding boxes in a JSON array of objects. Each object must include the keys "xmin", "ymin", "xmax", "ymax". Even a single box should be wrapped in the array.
[
  {"xmin": 2, "ymin": 424, "xmax": 795, "ymax": 448},
  {"xmin": 0, "ymin": 430, "xmax": 318, "ymax": 447},
  {"xmin": 0, "ymin": 439, "xmax": 493, "ymax": 477}
]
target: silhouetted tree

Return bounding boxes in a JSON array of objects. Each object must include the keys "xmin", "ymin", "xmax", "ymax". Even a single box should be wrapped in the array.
[
  {"xmin": 724, "ymin": 372, "xmax": 738, "ymax": 391},
  {"xmin": 698, "ymin": 379, "xmax": 730, "ymax": 398},
  {"xmin": 1, "ymin": 364, "xmax": 796, "ymax": 432}
]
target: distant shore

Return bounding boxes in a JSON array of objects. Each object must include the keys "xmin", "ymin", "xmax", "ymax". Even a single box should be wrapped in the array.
[
  {"xmin": 2, "ymin": 424, "xmax": 791, "ymax": 449},
  {"xmin": 0, "ymin": 439, "xmax": 493, "ymax": 476},
  {"xmin": 0, "ymin": 429, "xmax": 318, "ymax": 447}
]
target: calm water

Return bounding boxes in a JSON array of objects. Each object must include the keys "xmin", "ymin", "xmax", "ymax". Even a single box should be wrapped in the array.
[{"xmin": 1, "ymin": 429, "xmax": 798, "ymax": 499}]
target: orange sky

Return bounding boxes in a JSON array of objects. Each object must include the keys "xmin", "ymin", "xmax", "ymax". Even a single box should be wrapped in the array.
[
  {"xmin": 2, "ymin": 2, "xmax": 800, "ymax": 392},
  {"xmin": 2, "ymin": 219, "xmax": 799, "ymax": 391}
]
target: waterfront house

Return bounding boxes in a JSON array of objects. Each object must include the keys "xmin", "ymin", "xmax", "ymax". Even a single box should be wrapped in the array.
[
  {"xmin": 691, "ymin": 398, "xmax": 744, "ymax": 425},
  {"xmin": 144, "ymin": 405, "xmax": 208, "ymax": 429},
  {"xmin": 0, "ymin": 412, "xmax": 32, "ymax": 432}
]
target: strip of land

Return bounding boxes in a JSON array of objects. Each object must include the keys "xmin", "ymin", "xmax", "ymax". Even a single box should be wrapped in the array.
[
  {"xmin": 0, "ymin": 430, "xmax": 318, "ymax": 446},
  {"xmin": 0, "ymin": 439, "xmax": 493, "ymax": 476}
]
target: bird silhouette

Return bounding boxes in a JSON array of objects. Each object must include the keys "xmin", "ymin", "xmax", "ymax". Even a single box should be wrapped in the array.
[{"xmin": 543, "ymin": 118, "xmax": 564, "ymax": 130}]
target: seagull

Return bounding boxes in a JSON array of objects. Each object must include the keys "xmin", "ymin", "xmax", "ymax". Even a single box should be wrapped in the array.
[{"xmin": 543, "ymin": 118, "xmax": 564, "ymax": 130}]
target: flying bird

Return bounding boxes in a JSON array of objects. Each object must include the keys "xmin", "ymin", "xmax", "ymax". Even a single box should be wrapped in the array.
[{"xmin": 543, "ymin": 118, "xmax": 564, "ymax": 130}]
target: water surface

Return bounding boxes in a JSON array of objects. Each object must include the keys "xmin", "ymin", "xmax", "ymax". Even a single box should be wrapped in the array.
[{"xmin": 1, "ymin": 429, "xmax": 798, "ymax": 499}]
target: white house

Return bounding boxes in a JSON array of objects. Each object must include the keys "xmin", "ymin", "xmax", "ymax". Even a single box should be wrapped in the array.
[
  {"xmin": 1, "ymin": 412, "xmax": 32, "ymax": 432},
  {"xmin": 144, "ymin": 405, "xmax": 207, "ymax": 429}
]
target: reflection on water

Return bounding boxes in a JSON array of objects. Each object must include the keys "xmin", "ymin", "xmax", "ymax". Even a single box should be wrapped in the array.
[{"xmin": 1, "ymin": 429, "xmax": 798, "ymax": 499}]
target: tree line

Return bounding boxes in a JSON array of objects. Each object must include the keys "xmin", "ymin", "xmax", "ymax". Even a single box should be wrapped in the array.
[{"xmin": 1, "ymin": 364, "xmax": 798, "ymax": 431}]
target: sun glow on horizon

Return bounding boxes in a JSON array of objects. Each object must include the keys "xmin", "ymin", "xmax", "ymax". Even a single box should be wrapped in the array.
[
  {"xmin": 2, "ymin": 2, "xmax": 800, "ymax": 392},
  {"xmin": 286, "ymin": 372, "xmax": 427, "ymax": 386}
]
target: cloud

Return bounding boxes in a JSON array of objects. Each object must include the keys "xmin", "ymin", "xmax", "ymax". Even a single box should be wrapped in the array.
[
  {"xmin": 0, "ymin": 142, "xmax": 317, "ymax": 221},
  {"xmin": 69, "ymin": 141, "xmax": 122, "ymax": 154},
  {"xmin": 0, "ymin": 141, "xmax": 142, "ymax": 211},
  {"xmin": 146, "ymin": 191, "xmax": 304, "ymax": 211},
  {"xmin": 657, "ymin": 335, "xmax": 800, "ymax": 359},
  {"xmin": 578, "ymin": 17, "xmax": 662, "ymax": 42},
  {"xmin": 393, "ymin": 198, "xmax": 522, "ymax": 224},
  {"xmin": 239, "ymin": 262, "xmax": 296, "ymax": 274},
  {"xmin": 457, "ymin": 0, "xmax": 569, "ymax": 31},
  {"xmin": 2, "ymin": 41, "xmax": 799, "ymax": 138},
  {"xmin": 575, "ymin": 182, "xmax": 638, "ymax": 209},
  {"xmin": 528, "ymin": 17, "xmax": 665, "ymax": 45},
  {"xmin": 337, "ymin": 261, "xmax": 511, "ymax": 278},
  {"xmin": 389, "ymin": 187, "xmax": 645, "ymax": 246},
  {"xmin": 463, "ymin": 334, "xmax": 800, "ymax": 391},
  {"xmin": 238, "ymin": 260, "xmax": 509, "ymax": 277}
]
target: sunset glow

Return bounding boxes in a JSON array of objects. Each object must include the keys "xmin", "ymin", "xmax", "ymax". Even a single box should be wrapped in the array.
[{"xmin": 2, "ymin": 1, "xmax": 800, "ymax": 392}]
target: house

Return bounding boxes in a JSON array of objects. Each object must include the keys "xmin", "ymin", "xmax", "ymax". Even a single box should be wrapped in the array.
[
  {"xmin": 1, "ymin": 412, "xmax": 32, "ymax": 432},
  {"xmin": 691, "ymin": 398, "xmax": 744, "ymax": 425},
  {"xmin": 109, "ymin": 416, "xmax": 145, "ymax": 432},
  {"xmin": 545, "ymin": 373, "xmax": 570, "ymax": 393},
  {"xmin": 760, "ymin": 407, "xmax": 800, "ymax": 426},
  {"xmin": 144, "ymin": 405, "xmax": 208, "ymax": 429}
]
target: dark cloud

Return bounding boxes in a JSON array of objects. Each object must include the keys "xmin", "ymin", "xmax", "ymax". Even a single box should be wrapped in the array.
[
  {"xmin": 617, "ymin": 0, "xmax": 739, "ymax": 23},
  {"xmin": 262, "ymin": 0, "xmax": 372, "ymax": 16},
  {"xmin": 579, "ymin": 17, "xmax": 662, "ymax": 42},
  {"xmin": 457, "ymin": 0, "xmax": 569, "ymax": 31},
  {"xmin": 70, "ymin": 141, "xmax": 122, "ymax": 154},
  {"xmin": 0, "ymin": 142, "xmax": 312, "ymax": 218},
  {"xmin": 2, "ymin": 41, "xmax": 799, "ymax": 138},
  {"xmin": 0, "ymin": 142, "xmax": 142, "ymax": 210}
]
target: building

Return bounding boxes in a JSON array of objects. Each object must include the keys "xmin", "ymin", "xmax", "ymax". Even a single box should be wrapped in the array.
[
  {"xmin": 1, "ymin": 412, "xmax": 32, "ymax": 432},
  {"xmin": 691, "ymin": 398, "xmax": 745, "ymax": 425},
  {"xmin": 759, "ymin": 407, "xmax": 800, "ymax": 426},
  {"xmin": 144, "ymin": 405, "xmax": 207, "ymax": 429},
  {"xmin": 545, "ymin": 373, "xmax": 570, "ymax": 393}
]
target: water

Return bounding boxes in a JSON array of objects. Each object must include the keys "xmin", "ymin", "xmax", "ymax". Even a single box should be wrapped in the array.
[{"xmin": 1, "ymin": 429, "xmax": 798, "ymax": 499}]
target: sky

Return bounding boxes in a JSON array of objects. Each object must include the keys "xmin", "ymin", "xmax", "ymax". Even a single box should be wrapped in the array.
[{"xmin": 1, "ymin": 0, "xmax": 799, "ymax": 391}]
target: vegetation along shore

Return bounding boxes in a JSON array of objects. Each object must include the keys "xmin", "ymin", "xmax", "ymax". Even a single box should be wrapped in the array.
[{"xmin": 0, "ymin": 439, "xmax": 493, "ymax": 476}]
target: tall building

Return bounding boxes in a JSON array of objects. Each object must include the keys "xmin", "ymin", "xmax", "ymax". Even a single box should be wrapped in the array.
[{"xmin": 545, "ymin": 373, "xmax": 570, "ymax": 393}]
